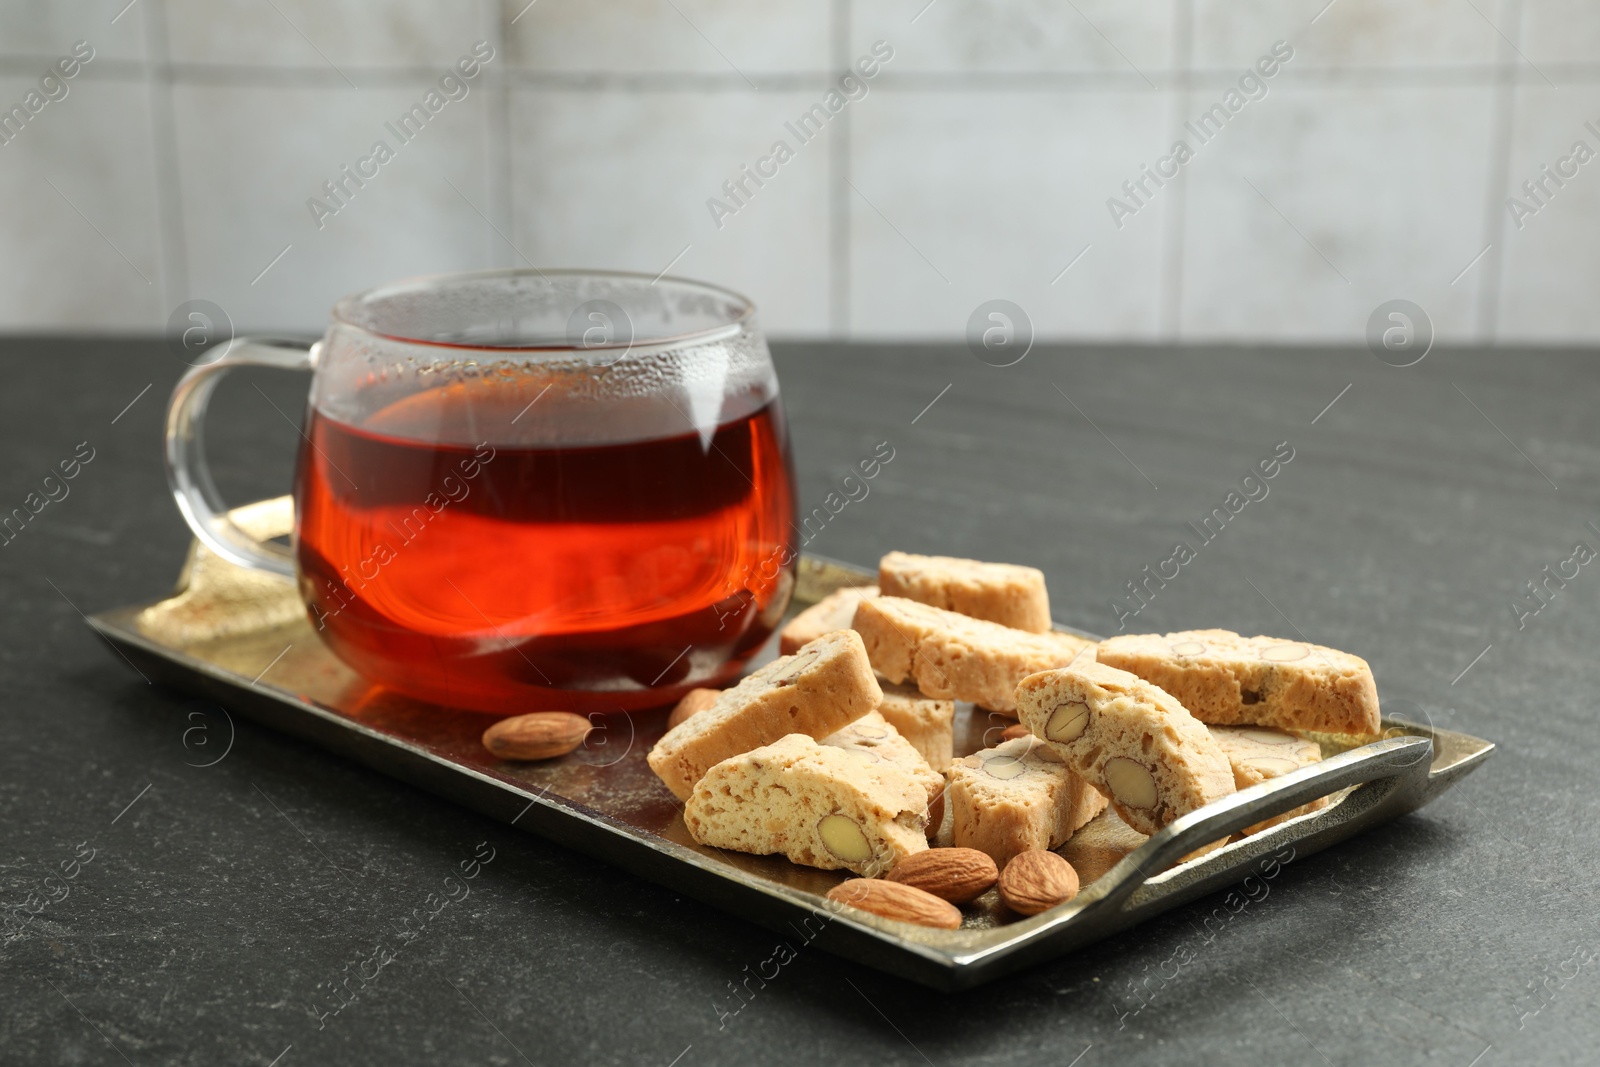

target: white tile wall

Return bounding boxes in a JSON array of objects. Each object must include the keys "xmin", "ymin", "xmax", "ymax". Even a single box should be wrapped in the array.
[
  {"xmin": 850, "ymin": 88, "xmax": 1170, "ymax": 339},
  {"xmin": 1509, "ymin": 0, "xmax": 1600, "ymax": 68},
  {"xmin": 506, "ymin": 0, "xmax": 830, "ymax": 76},
  {"xmin": 0, "ymin": 0, "xmax": 1597, "ymax": 343},
  {"xmin": 170, "ymin": 78, "xmax": 497, "ymax": 333},
  {"xmin": 508, "ymin": 87, "xmax": 833, "ymax": 335},
  {"xmin": 163, "ymin": 0, "xmax": 494, "ymax": 71},
  {"xmin": 0, "ymin": 1, "xmax": 149, "ymax": 63},
  {"xmin": 1176, "ymin": 83, "xmax": 1496, "ymax": 341},
  {"xmin": 851, "ymin": 0, "xmax": 1175, "ymax": 77},
  {"xmin": 0, "ymin": 71, "xmax": 164, "ymax": 327},
  {"xmin": 1191, "ymin": 0, "xmax": 1500, "ymax": 72},
  {"xmin": 1496, "ymin": 83, "xmax": 1600, "ymax": 339}
]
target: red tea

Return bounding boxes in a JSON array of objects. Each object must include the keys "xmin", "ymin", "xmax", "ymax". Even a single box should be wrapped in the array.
[{"xmin": 295, "ymin": 380, "xmax": 796, "ymax": 714}]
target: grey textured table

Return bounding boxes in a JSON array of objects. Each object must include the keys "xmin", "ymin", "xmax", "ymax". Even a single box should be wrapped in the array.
[{"xmin": 2, "ymin": 338, "xmax": 1594, "ymax": 1066}]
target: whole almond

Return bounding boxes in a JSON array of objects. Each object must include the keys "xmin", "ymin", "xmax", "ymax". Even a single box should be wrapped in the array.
[
  {"xmin": 998, "ymin": 850, "xmax": 1080, "ymax": 916},
  {"xmin": 666, "ymin": 688, "xmax": 721, "ymax": 730},
  {"xmin": 885, "ymin": 847, "xmax": 998, "ymax": 904},
  {"xmin": 1000, "ymin": 723, "xmax": 1031, "ymax": 742},
  {"xmin": 826, "ymin": 878, "xmax": 962, "ymax": 929},
  {"xmin": 482, "ymin": 712, "xmax": 591, "ymax": 761}
]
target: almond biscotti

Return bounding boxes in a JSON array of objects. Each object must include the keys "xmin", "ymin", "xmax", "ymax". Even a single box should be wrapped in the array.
[
  {"xmin": 1057, "ymin": 810, "xmax": 1147, "ymax": 886},
  {"xmin": 1209, "ymin": 725, "xmax": 1326, "ymax": 835},
  {"xmin": 1015, "ymin": 661, "xmax": 1235, "ymax": 836},
  {"xmin": 852, "ymin": 596, "xmax": 1092, "ymax": 715},
  {"xmin": 878, "ymin": 552, "xmax": 1052, "ymax": 633},
  {"xmin": 779, "ymin": 584, "xmax": 879, "ymax": 655},
  {"xmin": 1095, "ymin": 629, "xmax": 1381, "ymax": 736},
  {"xmin": 822, "ymin": 711, "xmax": 945, "ymax": 829},
  {"xmin": 647, "ymin": 630, "xmax": 882, "ymax": 800},
  {"xmin": 947, "ymin": 737, "xmax": 1107, "ymax": 867},
  {"xmin": 874, "ymin": 682, "xmax": 955, "ymax": 770},
  {"xmin": 682, "ymin": 733, "xmax": 929, "ymax": 877}
]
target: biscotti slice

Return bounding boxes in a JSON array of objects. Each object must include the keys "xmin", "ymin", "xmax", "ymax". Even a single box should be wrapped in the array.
[
  {"xmin": 1095, "ymin": 629, "xmax": 1381, "ymax": 736},
  {"xmin": 647, "ymin": 630, "xmax": 882, "ymax": 800},
  {"xmin": 822, "ymin": 711, "xmax": 945, "ymax": 829},
  {"xmin": 1209, "ymin": 725, "xmax": 1326, "ymax": 835},
  {"xmin": 947, "ymin": 737, "xmax": 1108, "ymax": 868},
  {"xmin": 1015, "ymin": 661, "xmax": 1235, "ymax": 836},
  {"xmin": 683, "ymin": 734, "xmax": 929, "ymax": 877},
  {"xmin": 852, "ymin": 596, "xmax": 1092, "ymax": 715},
  {"xmin": 780, "ymin": 585, "xmax": 879, "ymax": 655},
  {"xmin": 875, "ymin": 682, "xmax": 955, "ymax": 770},
  {"xmin": 1058, "ymin": 810, "xmax": 1148, "ymax": 886},
  {"xmin": 878, "ymin": 552, "xmax": 1051, "ymax": 633}
]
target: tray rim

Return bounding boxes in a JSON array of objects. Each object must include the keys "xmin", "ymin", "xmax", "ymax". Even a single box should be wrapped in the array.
[{"xmin": 86, "ymin": 549, "xmax": 1496, "ymax": 990}]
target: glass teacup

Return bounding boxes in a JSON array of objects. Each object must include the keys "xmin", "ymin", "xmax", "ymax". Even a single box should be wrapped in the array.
[{"xmin": 166, "ymin": 269, "xmax": 798, "ymax": 714}]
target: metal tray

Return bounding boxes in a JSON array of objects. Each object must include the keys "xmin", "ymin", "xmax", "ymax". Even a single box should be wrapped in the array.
[{"xmin": 86, "ymin": 497, "xmax": 1494, "ymax": 990}]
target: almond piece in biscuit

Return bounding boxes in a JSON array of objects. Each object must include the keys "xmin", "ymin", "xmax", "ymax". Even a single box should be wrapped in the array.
[
  {"xmin": 684, "ymin": 734, "xmax": 929, "ymax": 877},
  {"xmin": 1095, "ymin": 629, "xmax": 1380, "ymax": 736},
  {"xmin": 851, "ymin": 596, "xmax": 1092, "ymax": 714},
  {"xmin": 1015, "ymin": 661, "xmax": 1235, "ymax": 836},
  {"xmin": 647, "ymin": 630, "xmax": 882, "ymax": 800},
  {"xmin": 780, "ymin": 585, "xmax": 878, "ymax": 655},
  {"xmin": 874, "ymin": 681, "xmax": 954, "ymax": 771},
  {"xmin": 947, "ymin": 736, "xmax": 1107, "ymax": 868},
  {"xmin": 878, "ymin": 551, "xmax": 1052, "ymax": 633},
  {"xmin": 1209, "ymin": 725, "xmax": 1326, "ymax": 835}
]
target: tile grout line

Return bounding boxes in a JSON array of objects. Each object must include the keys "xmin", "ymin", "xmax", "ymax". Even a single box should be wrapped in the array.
[
  {"xmin": 11, "ymin": 56, "xmax": 1600, "ymax": 89},
  {"xmin": 490, "ymin": 0, "xmax": 515, "ymax": 269},
  {"xmin": 142, "ymin": 0, "xmax": 189, "ymax": 318},
  {"xmin": 1156, "ymin": 0, "xmax": 1193, "ymax": 340},
  {"xmin": 45, "ymin": 63, "xmax": 1600, "ymax": 84},
  {"xmin": 828, "ymin": 0, "xmax": 852, "ymax": 337},
  {"xmin": 1475, "ymin": 0, "xmax": 1522, "ymax": 342}
]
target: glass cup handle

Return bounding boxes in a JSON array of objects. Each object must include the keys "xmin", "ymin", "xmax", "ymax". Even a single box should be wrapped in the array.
[{"xmin": 164, "ymin": 337, "xmax": 317, "ymax": 579}]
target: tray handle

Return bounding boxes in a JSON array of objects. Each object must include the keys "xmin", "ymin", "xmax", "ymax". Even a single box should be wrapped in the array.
[{"xmin": 1091, "ymin": 734, "xmax": 1434, "ymax": 914}]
